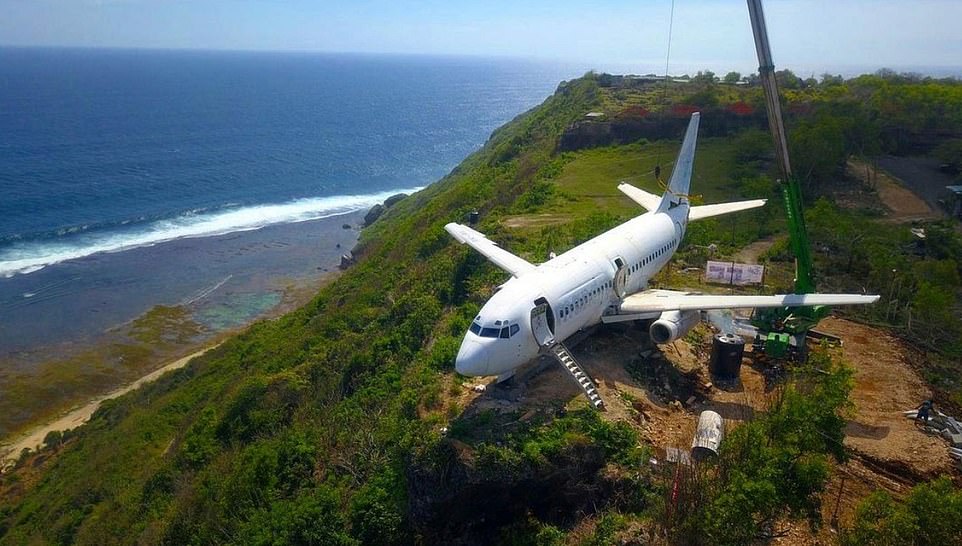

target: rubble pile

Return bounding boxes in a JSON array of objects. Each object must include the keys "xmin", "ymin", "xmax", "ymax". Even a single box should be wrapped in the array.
[{"xmin": 904, "ymin": 409, "xmax": 962, "ymax": 462}]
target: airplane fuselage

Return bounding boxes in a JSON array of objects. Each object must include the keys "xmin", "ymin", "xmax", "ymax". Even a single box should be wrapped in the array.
[
  {"xmin": 455, "ymin": 203, "xmax": 688, "ymax": 377},
  {"xmin": 452, "ymin": 112, "xmax": 878, "ymax": 382}
]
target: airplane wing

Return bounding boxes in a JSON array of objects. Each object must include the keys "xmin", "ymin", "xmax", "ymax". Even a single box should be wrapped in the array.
[
  {"xmin": 445, "ymin": 222, "xmax": 537, "ymax": 278},
  {"xmin": 617, "ymin": 183, "xmax": 661, "ymax": 212},
  {"xmin": 688, "ymin": 199, "xmax": 767, "ymax": 221},
  {"xmin": 618, "ymin": 289, "xmax": 879, "ymax": 314}
]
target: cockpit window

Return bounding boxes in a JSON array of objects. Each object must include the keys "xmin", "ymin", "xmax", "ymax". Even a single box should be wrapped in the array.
[
  {"xmin": 499, "ymin": 324, "xmax": 521, "ymax": 338},
  {"xmin": 472, "ymin": 321, "xmax": 520, "ymax": 339}
]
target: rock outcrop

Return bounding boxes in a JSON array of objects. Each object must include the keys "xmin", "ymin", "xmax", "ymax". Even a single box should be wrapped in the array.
[{"xmin": 363, "ymin": 193, "xmax": 408, "ymax": 227}]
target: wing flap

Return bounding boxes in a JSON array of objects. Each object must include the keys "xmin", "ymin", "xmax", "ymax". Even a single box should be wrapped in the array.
[
  {"xmin": 619, "ymin": 289, "xmax": 879, "ymax": 314},
  {"xmin": 617, "ymin": 183, "xmax": 661, "ymax": 212},
  {"xmin": 445, "ymin": 222, "xmax": 537, "ymax": 278},
  {"xmin": 688, "ymin": 199, "xmax": 767, "ymax": 221}
]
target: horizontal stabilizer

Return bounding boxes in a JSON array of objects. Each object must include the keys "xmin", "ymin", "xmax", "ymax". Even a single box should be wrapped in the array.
[
  {"xmin": 619, "ymin": 289, "xmax": 879, "ymax": 314},
  {"xmin": 445, "ymin": 222, "xmax": 536, "ymax": 278},
  {"xmin": 617, "ymin": 183, "xmax": 661, "ymax": 212},
  {"xmin": 688, "ymin": 199, "xmax": 767, "ymax": 221}
]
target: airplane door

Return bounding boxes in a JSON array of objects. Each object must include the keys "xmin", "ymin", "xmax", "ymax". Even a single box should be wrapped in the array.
[
  {"xmin": 530, "ymin": 298, "xmax": 555, "ymax": 347},
  {"xmin": 613, "ymin": 257, "xmax": 628, "ymax": 298}
]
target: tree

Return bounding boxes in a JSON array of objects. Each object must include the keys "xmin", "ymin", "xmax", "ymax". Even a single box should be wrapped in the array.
[
  {"xmin": 775, "ymin": 69, "xmax": 801, "ymax": 89},
  {"xmin": 934, "ymin": 139, "xmax": 962, "ymax": 172},
  {"xmin": 820, "ymin": 73, "xmax": 844, "ymax": 86},
  {"xmin": 724, "ymin": 71, "xmax": 742, "ymax": 84},
  {"xmin": 684, "ymin": 88, "xmax": 720, "ymax": 108},
  {"xmin": 789, "ymin": 116, "xmax": 846, "ymax": 184},
  {"xmin": 693, "ymin": 70, "xmax": 717, "ymax": 84},
  {"xmin": 43, "ymin": 430, "xmax": 63, "ymax": 450},
  {"xmin": 843, "ymin": 491, "xmax": 919, "ymax": 545},
  {"xmin": 911, "ymin": 281, "xmax": 959, "ymax": 344},
  {"xmin": 843, "ymin": 478, "xmax": 962, "ymax": 546},
  {"xmin": 349, "ymin": 483, "xmax": 407, "ymax": 546},
  {"xmin": 238, "ymin": 488, "xmax": 359, "ymax": 546},
  {"xmin": 666, "ymin": 350, "xmax": 854, "ymax": 543}
]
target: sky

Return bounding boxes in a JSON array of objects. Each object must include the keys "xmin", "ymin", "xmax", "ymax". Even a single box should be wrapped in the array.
[{"xmin": 3, "ymin": 0, "xmax": 962, "ymax": 76}]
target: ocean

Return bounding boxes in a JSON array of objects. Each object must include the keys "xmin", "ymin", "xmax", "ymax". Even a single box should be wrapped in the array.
[{"xmin": 0, "ymin": 48, "xmax": 580, "ymax": 356}]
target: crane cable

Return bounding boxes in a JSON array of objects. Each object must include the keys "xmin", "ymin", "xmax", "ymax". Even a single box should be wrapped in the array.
[
  {"xmin": 655, "ymin": 0, "xmax": 701, "ymax": 204},
  {"xmin": 655, "ymin": 0, "xmax": 675, "ymax": 187}
]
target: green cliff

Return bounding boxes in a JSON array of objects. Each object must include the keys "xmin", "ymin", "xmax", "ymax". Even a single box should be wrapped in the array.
[{"xmin": 3, "ymin": 71, "xmax": 962, "ymax": 545}]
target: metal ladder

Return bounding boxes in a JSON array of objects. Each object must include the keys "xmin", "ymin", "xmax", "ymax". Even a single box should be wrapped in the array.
[{"xmin": 547, "ymin": 342, "xmax": 605, "ymax": 410}]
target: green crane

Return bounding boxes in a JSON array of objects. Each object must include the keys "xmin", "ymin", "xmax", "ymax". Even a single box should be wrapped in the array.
[{"xmin": 746, "ymin": 0, "xmax": 829, "ymax": 358}]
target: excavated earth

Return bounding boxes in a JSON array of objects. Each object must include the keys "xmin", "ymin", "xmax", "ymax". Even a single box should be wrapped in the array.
[{"xmin": 445, "ymin": 314, "xmax": 958, "ymax": 541}]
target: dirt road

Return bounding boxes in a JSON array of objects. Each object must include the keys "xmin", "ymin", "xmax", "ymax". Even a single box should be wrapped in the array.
[
  {"xmin": 846, "ymin": 158, "xmax": 940, "ymax": 222},
  {"xmin": 877, "ymin": 155, "xmax": 956, "ymax": 213}
]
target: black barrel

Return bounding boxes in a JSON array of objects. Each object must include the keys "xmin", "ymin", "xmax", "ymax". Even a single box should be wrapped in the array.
[
  {"xmin": 709, "ymin": 333, "xmax": 745, "ymax": 380},
  {"xmin": 467, "ymin": 210, "xmax": 480, "ymax": 224}
]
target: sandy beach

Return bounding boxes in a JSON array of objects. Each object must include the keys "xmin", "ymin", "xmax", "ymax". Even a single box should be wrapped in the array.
[{"xmin": 0, "ymin": 344, "xmax": 218, "ymax": 468}]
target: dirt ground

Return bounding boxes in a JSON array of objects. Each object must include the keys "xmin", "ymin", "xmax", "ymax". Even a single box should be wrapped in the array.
[
  {"xmin": 0, "ymin": 344, "xmax": 220, "ymax": 470},
  {"xmin": 502, "ymin": 213, "xmax": 571, "ymax": 229},
  {"xmin": 452, "ymin": 312, "xmax": 958, "ymax": 540},
  {"xmin": 845, "ymin": 158, "xmax": 941, "ymax": 222},
  {"xmin": 877, "ymin": 155, "xmax": 958, "ymax": 213},
  {"xmin": 732, "ymin": 236, "xmax": 777, "ymax": 265},
  {"xmin": 818, "ymin": 317, "xmax": 954, "ymax": 478}
]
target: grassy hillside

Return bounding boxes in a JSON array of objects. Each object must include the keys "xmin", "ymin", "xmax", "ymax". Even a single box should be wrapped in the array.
[
  {"xmin": 0, "ymin": 76, "xmax": 610, "ymax": 544},
  {"xmin": 2, "ymin": 72, "xmax": 961, "ymax": 545}
]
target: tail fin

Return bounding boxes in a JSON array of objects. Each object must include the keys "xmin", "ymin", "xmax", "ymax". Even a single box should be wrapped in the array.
[{"xmin": 658, "ymin": 112, "xmax": 700, "ymax": 212}]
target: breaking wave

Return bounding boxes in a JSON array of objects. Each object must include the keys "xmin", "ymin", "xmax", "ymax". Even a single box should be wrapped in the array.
[{"xmin": 0, "ymin": 187, "xmax": 421, "ymax": 278}]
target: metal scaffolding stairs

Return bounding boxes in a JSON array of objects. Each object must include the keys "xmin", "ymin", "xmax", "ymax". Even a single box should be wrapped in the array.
[{"xmin": 547, "ymin": 342, "xmax": 605, "ymax": 410}]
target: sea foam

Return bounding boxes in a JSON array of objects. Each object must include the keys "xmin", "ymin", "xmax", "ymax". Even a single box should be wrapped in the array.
[{"xmin": 0, "ymin": 187, "xmax": 422, "ymax": 278}]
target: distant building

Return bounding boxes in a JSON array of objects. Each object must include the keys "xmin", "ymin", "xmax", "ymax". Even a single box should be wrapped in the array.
[{"xmin": 584, "ymin": 112, "xmax": 607, "ymax": 121}]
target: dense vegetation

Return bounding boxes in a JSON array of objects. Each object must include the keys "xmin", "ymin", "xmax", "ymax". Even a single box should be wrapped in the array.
[
  {"xmin": 843, "ymin": 477, "xmax": 962, "ymax": 545},
  {"xmin": 2, "ymin": 70, "xmax": 961, "ymax": 544},
  {"xmin": 664, "ymin": 349, "xmax": 854, "ymax": 545}
]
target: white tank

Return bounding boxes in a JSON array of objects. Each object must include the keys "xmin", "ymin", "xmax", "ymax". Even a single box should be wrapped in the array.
[{"xmin": 691, "ymin": 410, "xmax": 724, "ymax": 461}]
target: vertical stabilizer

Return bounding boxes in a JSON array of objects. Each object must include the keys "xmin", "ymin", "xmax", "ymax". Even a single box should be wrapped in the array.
[{"xmin": 658, "ymin": 112, "xmax": 700, "ymax": 212}]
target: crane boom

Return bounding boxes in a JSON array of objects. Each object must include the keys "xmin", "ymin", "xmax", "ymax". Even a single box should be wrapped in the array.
[
  {"xmin": 744, "ymin": 0, "xmax": 828, "ymax": 353},
  {"xmin": 746, "ymin": 0, "xmax": 815, "ymax": 295},
  {"xmin": 747, "ymin": 0, "xmax": 792, "ymax": 179}
]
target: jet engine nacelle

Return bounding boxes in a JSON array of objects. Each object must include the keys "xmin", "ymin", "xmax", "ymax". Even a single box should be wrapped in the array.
[{"xmin": 649, "ymin": 310, "xmax": 701, "ymax": 344}]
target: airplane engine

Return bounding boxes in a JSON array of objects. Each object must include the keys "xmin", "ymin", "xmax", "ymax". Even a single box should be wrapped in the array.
[{"xmin": 649, "ymin": 310, "xmax": 701, "ymax": 344}]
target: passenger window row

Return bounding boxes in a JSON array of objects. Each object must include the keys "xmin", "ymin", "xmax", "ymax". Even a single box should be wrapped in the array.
[
  {"xmin": 627, "ymin": 239, "xmax": 679, "ymax": 276},
  {"xmin": 559, "ymin": 280, "xmax": 612, "ymax": 320}
]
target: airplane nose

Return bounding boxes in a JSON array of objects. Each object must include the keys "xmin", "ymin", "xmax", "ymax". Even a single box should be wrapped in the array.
[{"xmin": 455, "ymin": 337, "xmax": 489, "ymax": 376}]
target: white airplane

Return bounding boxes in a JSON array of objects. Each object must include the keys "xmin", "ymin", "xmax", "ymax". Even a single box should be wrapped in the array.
[{"xmin": 446, "ymin": 113, "xmax": 877, "ymax": 407}]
